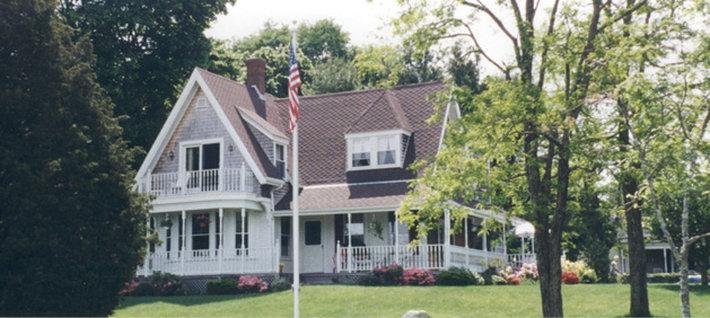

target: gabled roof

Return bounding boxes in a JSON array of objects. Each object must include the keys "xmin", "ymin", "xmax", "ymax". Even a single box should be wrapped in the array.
[{"xmin": 347, "ymin": 90, "xmax": 412, "ymax": 134}]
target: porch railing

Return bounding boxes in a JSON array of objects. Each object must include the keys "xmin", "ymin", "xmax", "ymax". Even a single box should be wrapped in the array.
[
  {"xmin": 138, "ymin": 247, "xmax": 278, "ymax": 276},
  {"xmin": 507, "ymin": 253, "xmax": 537, "ymax": 268},
  {"xmin": 139, "ymin": 163, "xmax": 256, "ymax": 198}
]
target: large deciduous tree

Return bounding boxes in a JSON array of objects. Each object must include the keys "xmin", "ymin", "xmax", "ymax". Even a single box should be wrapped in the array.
[
  {"xmin": 60, "ymin": 0, "xmax": 234, "ymax": 158},
  {"xmin": 0, "ymin": 0, "xmax": 149, "ymax": 315},
  {"xmin": 394, "ymin": 0, "xmax": 647, "ymax": 316}
]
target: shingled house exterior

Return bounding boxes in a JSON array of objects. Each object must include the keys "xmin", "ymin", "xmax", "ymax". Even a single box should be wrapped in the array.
[{"xmin": 135, "ymin": 59, "xmax": 534, "ymax": 278}]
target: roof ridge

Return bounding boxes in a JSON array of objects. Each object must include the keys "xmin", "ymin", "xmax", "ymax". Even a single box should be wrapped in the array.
[
  {"xmin": 346, "ymin": 91, "xmax": 388, "ymax": 133},
  {"xmin": 384, "ymin": 91, "xmax": 412, "ymax": 131},
  {"xmin": 273, "ymin": 81, "xmax": 443, "ymax": 101},
  {"xmin": 195, "ymin": 67, "xmax": 279, "ymax": 100}
]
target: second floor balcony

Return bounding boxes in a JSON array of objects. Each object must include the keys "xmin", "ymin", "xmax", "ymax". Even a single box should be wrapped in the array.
[{"xmin": 139, "ymin": 163, "xmax": 257, "ymax": 199}]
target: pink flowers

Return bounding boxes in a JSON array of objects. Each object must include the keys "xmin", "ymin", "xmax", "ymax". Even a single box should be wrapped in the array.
[
  {"xmin": 237, "ymin": 275, "xmax": 269, "ymax": 293},
  {"xmin": 401, "ymin": 268, "xmax": 436, "ymax": 286}
]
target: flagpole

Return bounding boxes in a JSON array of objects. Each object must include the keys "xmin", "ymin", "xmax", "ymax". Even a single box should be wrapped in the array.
[{"xmin": 292, "ymin": 123, "xmax": 300, "ymax": 318}]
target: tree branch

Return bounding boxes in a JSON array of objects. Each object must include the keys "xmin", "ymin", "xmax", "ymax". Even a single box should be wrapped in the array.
[
  {"xmin": 598, "ymin": 0, "xmax": 648, "ymax": 32},
  {"xmin": 461, "ymin": 1, "xmax": 520, "ymax": 54},
  {"xmin": 458, "ymin": 21, "xmax": 510, "ymax": 76},
  {"xmin": 537, "ymin": 0, "xmax": 560, "ymax": 89}
]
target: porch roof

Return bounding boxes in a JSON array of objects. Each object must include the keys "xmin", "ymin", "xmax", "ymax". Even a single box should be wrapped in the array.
[{"xmin": 274, "ymin": 181, "xmax": 409, "ymax": 214}]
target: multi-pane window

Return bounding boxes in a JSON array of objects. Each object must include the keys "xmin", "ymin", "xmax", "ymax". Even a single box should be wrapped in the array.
[
  {"xmin": 345, "ymin": 214, "xmax": 365, "ymax": 246},
  {"xmin": 275, "ymin": 144, "xmax": 286, "ymax": 178},
  {"xmin": 347, "ymin": 133, "xmax": 404, "ymax": 170},
  {"xmin": 184, "ymin": 142, "xmax": 220, "ymax": 190},
  {"xmin": 377, "ymin": 135, "xmax": 396, "ymax": 165},
  {"xmin": 351, "ymin": 137, "xmax": 371, "ymax": 167},
  {"xmin": 191, "ymin": 213, "xmax": 210, "ymax": 250},
  {"xmin": 280, "ymin": 217, "xmax": 290, "ymax": 257},
  {"xmin": 235, "ymin": 214, "xmax": 249, "ymax": 251}
]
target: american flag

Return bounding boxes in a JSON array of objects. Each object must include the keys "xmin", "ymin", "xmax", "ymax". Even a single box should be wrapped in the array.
[{"xmin": 288, "ymin": 34, "xmax": 302, "ymax": 132}]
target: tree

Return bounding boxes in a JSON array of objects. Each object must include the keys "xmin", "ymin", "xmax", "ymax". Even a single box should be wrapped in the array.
[
  {"xmin": 0, "ymin": 0, "xmax": 149, "ymax": 315},
  {"xmin": 305, "ymin": 58, "xmax": 361, "ymax": 94},
  {"xmin": 297, "ymin": 19, "xmax": 352, "ymax": 64},
  {"xmin": 446, "ymin": 44, "xmax": 484, "ymax": 113},
  {"xmin": 353, "ymin": 45, "xmax": 405, "ymax": 88},
  {"xmin": 60, "ymin": 0, "xmax": 234, "ymax": 158},
  {"xmin": 398, "ymin": 45, "xmax": 443, "ymax": 85},
  {"xmin": 394, "ymin": 0, "xmax": 648, "ymax": 316}
]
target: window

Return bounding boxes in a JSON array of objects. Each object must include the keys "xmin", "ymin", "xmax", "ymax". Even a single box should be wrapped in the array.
[
  {"xmin": 196, "ymin": 96, "xmax": 208, "ymax": 108},
  {"xmin": 351, "ymin": 137, "xmax": 370, "ymax": 167},
  {"xmin": 275, "ymin": 144, "xmax": 286, "ymax": 178},
  {"xmin": 215, "ymin": 213, "xmax": 221, "ymax": 250},
  {"xmin": 305, "ymin": 221, "xmax": 321, "ymax": 245},
  {"xmin": 166, "ymin": 216, "xmax": 172, "ymax": 255},
  {"xmin": 280, "ymin": 217, "xmax": 290, "ymax": 257},
  {"xmin": 377, "ymin": 135, "xmax": 396, "ymax": 165},
  {"xmin": 182, "ymin": 141, "xmax": 221, "ymax": 190},
  {"xmin": 191, "ymin": 213, "xmax": 210, "ymax": 250},
  {"xmin": 338, "ymin": 214, "xmax": 365, "ymax": 246},
  {"xmin": 178, "ymin": 216, "xmax": 184, "ymax": 251},
  {"xmin": 346, "ymin": 132, "xmax": 406, "ymax": 170},
  {"xmin": 235, "ymin": 214, "xmax": 249, "ymax": 250}
]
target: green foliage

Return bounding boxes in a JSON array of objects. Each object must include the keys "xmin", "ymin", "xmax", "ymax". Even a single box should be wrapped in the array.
[
  {"xmin": 297, "ymin": 19, "xmax": 351, "ymax": 64},
  {"xmin": 352, "ymin": 45, "xmax": 405, "ymax": 88},
  {"xmin": 269, "ymin": 277, "xmax": 291, "ymax": 292},
  {"xmin": 437, "ymin": 267, "xmax": 484, "ymax": 286},
  {"xmin": 129, "ymin": 272, "xmax": 184, "ymax": 296},
  {"xmin": 0, "ymin": 1, "xmax": 150, "ymax": 314},
  {"xmin": 647, "ymin": 273, "xmax": 682, "ymax": 284},
  {"xmin": 304, "ymin": 58, "xmax": 360, "ymax": 95},
  {"xmin": 480, "ymin": 267, "xmax": 499, "ymax": 285},
  {"xmin": 206, "ymin": 279, "xmax": 239, "ymax": 295},
  {"xmin": 60, "ymin": 0, "xmax": 234, "ymax": 156}
]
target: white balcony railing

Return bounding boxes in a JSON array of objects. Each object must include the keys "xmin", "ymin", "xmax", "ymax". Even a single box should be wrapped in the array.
[
  {"xmin": 140, "ymin": 164, "xmax": 256, "ymax": 198},
  {"xmin": 138, "ymin": 247, "xmax": 278, "ymax": 277}
]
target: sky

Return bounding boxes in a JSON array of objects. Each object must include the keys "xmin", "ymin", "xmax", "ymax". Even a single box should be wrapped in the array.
[
  {"xmin": 206, "ymin": 0, "xmax": 401, "ymax": 45},
  {"xmin": 205, "ymin": 0, "xmax": 526, "ymax": 75}
]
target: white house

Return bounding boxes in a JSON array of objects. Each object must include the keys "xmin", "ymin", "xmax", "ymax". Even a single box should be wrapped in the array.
[{"xmin": 135, "ymin": 59, "xmax": 534, "ymax": 278}]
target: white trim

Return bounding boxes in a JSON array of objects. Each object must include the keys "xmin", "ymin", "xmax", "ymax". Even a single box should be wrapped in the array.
[
  {"xmin": 135, "ymin": 69, "xmax": 271, "ymax": 186},
  {"xmin": 304, "ymin": 179, "xmax": 411, "ymax": 189},
  {"xmin": 273, "ymin": 205, "xmax": 399, "ymax": 217},
  {"xmin": 273, "ymin": 142, "xmax": 287, "ymax": 178},
  {"xmin": 178, "ymin": 138, "xmax": 223, "ymax": 174},
  {"xmin": 346, "ymin": 132, "xmax": 404, "ymax": 171},
  {"xmin": 240, "ymin": 109, "xmax": 289, "ymax": 144}
]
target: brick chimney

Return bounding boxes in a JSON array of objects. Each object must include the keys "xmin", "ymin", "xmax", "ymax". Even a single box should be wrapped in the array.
[{"xmin": 245, "ymin": 58, "xmax": 266, "ymax": 95}]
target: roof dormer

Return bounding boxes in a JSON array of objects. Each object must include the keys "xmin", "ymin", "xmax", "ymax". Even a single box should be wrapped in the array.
[{"xmin": 345, "ymin": 129, "xmax": 410, "ymax": 171}]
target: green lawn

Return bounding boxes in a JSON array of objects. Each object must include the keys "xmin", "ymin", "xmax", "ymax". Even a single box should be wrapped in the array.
[{"xmin": 113, "ymin": 284, "xmax": 709, "ymax": 317}]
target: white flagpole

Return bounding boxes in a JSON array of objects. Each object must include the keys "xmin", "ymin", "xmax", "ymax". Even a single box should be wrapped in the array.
[
  {"xmin": 292, "ymin": 124, "xmax": 300, "ymax": 318},
  {"xmin": 290, "ymin": 27, "xmax": 300, "ymax": 318}
]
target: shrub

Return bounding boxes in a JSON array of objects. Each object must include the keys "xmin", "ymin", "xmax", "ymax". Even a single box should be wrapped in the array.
[
  {"xmin": 270, "ymin": 277, "xmax": 291, "ymax": 292},
  {"xmin": 206, "ymin": 279, "xmax": 239, "ymax": 295},
  {"xmin": 615, "ymin": 273, "xmax": 629, "ymax": 284},
  {"xmin": 373, "ymin": 263, "xmax": 403, "ymax": 285},
  {"xmin": 437, "ymin": 267, "xmax": 483, "ymax": 286},
  {"xmin": 148, "ymin": 272, "xmax": 184, "ymax": 296},
  {"xmin": 402, "ymin": 268, "xmax": 436, "ymax": 286},
  {"xmin": 480, "ymin": 266, "xmax": 499, "ymax": 285},
  {"xmin": 492, "ymin": 274, "xmax": 508, "ymax": 285},
  {"xmin": 506, "ymin": 275, "xmax": 521, "ymax": 285},
  {"xmin": 562, "ymin": 259, "xmax": 597, "ymax": 283},
  {"xmin": 517, "ymin": 263, "xmax": 539, "ymax": 281},
  {"xmin": 580, "ymin": 270, "xmax": 598, "ymax": 284},
  {"xmin": 238, "ymin": 276, "xmax": 269, "ymax": 293},
  {"xmin": 130, "ymin": 282, "xmax": 156, "ymax": 297},
  {"xmin": 118, "ymin": 279, "xmax": 139, "ymax": 296},
  {"xmin": 561, "ymin": 271, "xmax": 580, "ymax": 284},
  {"xmin": 357, "ymin": 274, "xmax": 381, "ymax": 286}
]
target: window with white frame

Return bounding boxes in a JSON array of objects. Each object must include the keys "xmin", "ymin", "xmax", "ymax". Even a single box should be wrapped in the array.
[
  {"xmin": 347, "ymin": 132, "xmax": 406, "ymax": 170},
  {"xmin": 274, "ymin": 144, "xmax": 286, "ymax": 177}
]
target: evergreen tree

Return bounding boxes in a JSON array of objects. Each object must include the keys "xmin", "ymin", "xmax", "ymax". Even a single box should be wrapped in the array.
[{"xmin": 0, "ymin": 0, "xmax": 149, "ymax": 315}]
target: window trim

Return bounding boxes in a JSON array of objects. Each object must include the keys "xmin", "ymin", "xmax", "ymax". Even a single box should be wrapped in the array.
[
  {"xmin": 273, "ymin": 142, "xmax": 287, "ymax": 178},
  {"xmin": 178, "ymin": 138, "xmax": 224, "ymax": 174},
  {"xmin": 345, "ymin": 130, "xmax": 409, "ymax": 171}
]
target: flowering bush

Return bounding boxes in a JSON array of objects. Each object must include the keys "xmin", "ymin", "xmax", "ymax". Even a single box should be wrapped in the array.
[
  {"xmin": 518, "ymin": 263, "xmax": 539, "ymax": 281},
  {"xmin": 437, "ymin": 267, "xmax": 484, "ymax": 285},
  {"xmin": 561, "ymin": 271, "xmax": 580, "ymax": 284},
  {"xmin": 401, "ymin": 268, "xmax": 436, "ymax": 286},
  {"xmin": 118, "ymin": 279, "xmax": 139, "ymax": 296},
  {"xmin": 238, "ymin": 275, "xmax": 269, "ymax": 293},
  {"xmin": 562, "ymin": 259, "xmax": 597, "ymax": 283},
  {"xmin": 373, "ymin": 263, "xmax": 403, "ymax": 285}
]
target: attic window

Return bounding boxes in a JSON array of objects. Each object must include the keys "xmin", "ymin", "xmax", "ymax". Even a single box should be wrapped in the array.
[
  {"xmin": 346, "ymin": 130, "xmax": 408, "ymax": 171},
  {"xmin": 196, "ymin": 96, "xmax": 208, "ymax": 108}
]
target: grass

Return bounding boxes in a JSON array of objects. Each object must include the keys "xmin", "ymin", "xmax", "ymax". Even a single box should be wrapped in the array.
[{"xmin": 113, "ymin": 284, "xmax": 710, "ymax": 317}]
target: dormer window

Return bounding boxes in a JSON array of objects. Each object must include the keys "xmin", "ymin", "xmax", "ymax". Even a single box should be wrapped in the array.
[
  {"xmin": 274, "ymin": 143, "xmax": 286, "ymax": 178},
  {"xmin": 346, "ymin": 130, "xmax": 409, "ymax": 171}
]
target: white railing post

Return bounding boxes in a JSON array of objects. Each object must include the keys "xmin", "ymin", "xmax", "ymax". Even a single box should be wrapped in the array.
[
  {"xmin": 240, "ymin": 207, "xmax": 246, "ymax": 273},
  {"xmin": 347, "ymin": 213, "xmax": 352, "ymax": 273},
  {"xmin": 336, "ymin": 241, "xmax": 342, "ymax": 273},
  {"xmin": 444, "ymin": 209, "xmax": 451, "ymax": 269},
  {"xmin": 240, "ymin": 162, "xmax": 246, "ymax": 192}
]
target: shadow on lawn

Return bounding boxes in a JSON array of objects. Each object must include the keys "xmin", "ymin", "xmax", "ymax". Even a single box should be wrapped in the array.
[
  {"xmin": 118, "ymin": 291, "xmax": 287, "ymax": 308},
  {"xmin": 652, "ymin": 284, "xmax": 710, "ymax": 296}
]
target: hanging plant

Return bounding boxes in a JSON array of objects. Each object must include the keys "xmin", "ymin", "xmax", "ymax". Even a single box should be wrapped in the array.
[
  {"xmin": 159, "ymin": 218, "xmax": 173, "ymax": 229},
  {"xmin": 195, "ymin": 214, "xmax": 210, "ymax": 229},
  {"xmin": 367, "ymin": 219, "xmax": 384, "ymax": 240}
]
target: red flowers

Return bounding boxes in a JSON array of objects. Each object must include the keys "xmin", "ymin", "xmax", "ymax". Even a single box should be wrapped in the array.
[
  {"xmin": 561, "ymin": 271, "xmax": 580, "ymax": 284},
  {"xmin": 401, "ymin": 268, "xmax": 436, "ymax": 286},
  {"xmin": 238, "ymin": 275, "xmax": 269, "ymax": 293}
]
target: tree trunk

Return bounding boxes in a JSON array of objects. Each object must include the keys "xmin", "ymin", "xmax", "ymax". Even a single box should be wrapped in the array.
[
  {"xmin": 701, "ymin": 261, "xmax": 709, "ymax": 287},
  {"xmin": 619, "ymin": 106, "xmax": 651, "ymax": 317},
  {"xmin": 536, "ymin": 227, "xmax": 564, "ymax": 317},
  {"xmin": 679, "ymin": 249, "xmax": 691, "ymax": 318}
]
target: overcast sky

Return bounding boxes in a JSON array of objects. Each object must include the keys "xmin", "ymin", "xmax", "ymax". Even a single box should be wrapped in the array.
[{"xmin": 205, "ymin": 0, "xmax": 526, "ymax": 75}]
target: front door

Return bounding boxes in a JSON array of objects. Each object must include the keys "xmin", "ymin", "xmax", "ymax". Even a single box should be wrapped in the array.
[{"xmin": 301, "ymin": 217, "xmax": 325, "ymax": 273}]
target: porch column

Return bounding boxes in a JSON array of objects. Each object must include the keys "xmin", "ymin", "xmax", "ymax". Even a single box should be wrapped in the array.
[
  {"xmin": 240, "ymin": 208, "xmax": 246, "ymax": 273},
  {"xmin": 394, "ymin": 212, "xmax": 400, "ymax": 265},
  {"xmin": 663, "ymin": 248, "xmax": 668, "ymax": 273},
  {"xmin": 483, "ymin": 229, "xmax": 489, "ymax": 264},
  {"xmin": 144, "ymin": 216, "xmax": 150, "ymax": 276},
  {"xmin": 218, "ymin": 208, "xmax": 224, "ymax": 275},
  {"xmin": 181, "ymin": 210, "xmax": 186, "ymax": 275},
  {"xmin": 347, "ymin": 213, "xmax": 352, "ymax": 273},
  {"xmin": 443, "ymin": 209, "xmax": 451, "ymax": 269},
  {"xmin": 464, "ymin": 216, "xmax": 469, "ymax": 267}
]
